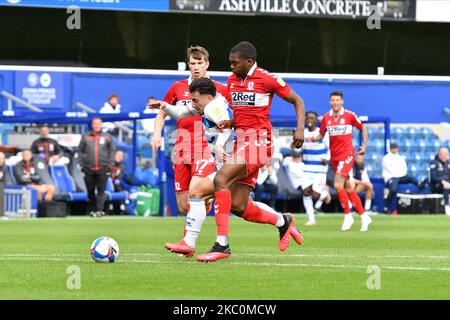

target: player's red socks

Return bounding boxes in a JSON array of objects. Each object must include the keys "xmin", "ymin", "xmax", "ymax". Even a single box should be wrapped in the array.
[
  {"xmin": 214, "ymin": 190, "xmax": 231, "ymax": 236},
  {"xmin": 242, "ymin": 202, "xmax": 278, "ymax": 226},
  {"xmin": 348, "ymin": 191, "xmax": 365, "ymax": 215},
  {"xmin": 337, "ymin": 189, "xmax": 351, "ymax": 214}
]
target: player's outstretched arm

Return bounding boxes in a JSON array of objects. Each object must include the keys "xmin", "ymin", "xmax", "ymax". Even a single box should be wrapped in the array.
[
  {"xmin": 283, "ymin": 90, "xmax": 305, "ymax": 149},
  {"xmin": 359, "ymin": 125, "xmax": 368, "ymax": 154},
  {"xmin": 149, "ymin": 100, "xmax": 197, "ymax": 120}
]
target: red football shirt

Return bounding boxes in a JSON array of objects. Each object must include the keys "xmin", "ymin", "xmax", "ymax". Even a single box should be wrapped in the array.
[
  {"xmin": 163, "ymin": 78, "xmax": 229, "ymax": 162},
  {"xmin": 227, "ymin": 64, "xmax": 291, "ymax": 140},
  {"xmin": 319, "ymin": 107, "xmax": 364, "ymax": 161}
]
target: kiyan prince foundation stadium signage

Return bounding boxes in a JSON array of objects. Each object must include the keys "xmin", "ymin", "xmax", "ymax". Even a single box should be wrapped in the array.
[{"xmin": 170, "ymin": 0, "xmax": 416, "ymax": 20}]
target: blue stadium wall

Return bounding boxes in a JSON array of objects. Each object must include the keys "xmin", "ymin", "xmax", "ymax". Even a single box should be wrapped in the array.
[{"xmin": 0, "ymin": 67, "xmax": 449, "ymax": 123}]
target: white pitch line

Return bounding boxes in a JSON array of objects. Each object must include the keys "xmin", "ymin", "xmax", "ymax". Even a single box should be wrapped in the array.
[
  {"xmin": 1, "ymin": 253, "xmax": 449, "ymax": 259},
  {"xmin": 227, "ymin": 261, "xmax": 450, "ymax": 272},
  {"xmin": 0, "ymin": 256, "xmax": 449, "ymax": 272}
]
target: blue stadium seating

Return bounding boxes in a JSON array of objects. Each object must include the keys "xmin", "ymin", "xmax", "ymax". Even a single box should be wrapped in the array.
[
  {"xmin": 381, "ymin": 126, "xmax": 444, "ymax": 182},
  {"xmin": 105, "ymin": 178, "xmax": 128, "ymax": 202},
  {"xmin": 50, "ymin": 165, "xmax": 87, "ymax": 202},
  {"xmin": 7, "ymin": 165, "xmax": 16, "ymax": 184}
]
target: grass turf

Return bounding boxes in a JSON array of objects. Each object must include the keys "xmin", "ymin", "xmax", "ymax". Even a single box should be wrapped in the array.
[{"xmin": 0, "ymin": 214, "xmax": 449, "ymax": 300}]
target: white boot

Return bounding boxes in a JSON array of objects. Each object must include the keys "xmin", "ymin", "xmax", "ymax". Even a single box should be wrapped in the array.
[
  {"xmin": 445, "ymin": 205, "xmax": 450, "ymax": 216},
  {"xmin": 341, "ymin": 214, "xmax": 354, "ymax": 231},
  {"xmin": 360, "ymin": 213, "xmax": 373, "ymax": 232}
]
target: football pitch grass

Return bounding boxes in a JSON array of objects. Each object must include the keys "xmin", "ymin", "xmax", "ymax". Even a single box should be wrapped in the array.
[{"xmin": 0, "ymin": 214, "xmax": 449, "ymax": 300}]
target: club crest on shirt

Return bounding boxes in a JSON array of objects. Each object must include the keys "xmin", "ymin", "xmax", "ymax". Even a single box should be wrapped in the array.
[
  {"xmin": 99, "ymin": 138, "xmax": 105, "ymax": 145},
  {"xmin": 340, "ymin": 118, "xmax": 346, "ymax": 124},
  {"xmin": 277, "ymin": 77, "xmax": 286, "ymax": 87},
  {"xmin": 214, "ymin": 107, "xmax": 223, "ymax": 117},
  {"xmin": 247, "ymin": 82, "xmax": 254, "ymax": 91}
]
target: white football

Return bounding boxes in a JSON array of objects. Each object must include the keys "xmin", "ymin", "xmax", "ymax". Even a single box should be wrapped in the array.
[{"xmin": 90, "ymin": 237, "xmax": 120, "ymax": 263}]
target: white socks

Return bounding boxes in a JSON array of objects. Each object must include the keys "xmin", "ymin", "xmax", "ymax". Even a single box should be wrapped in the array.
[
  {"xmin": 183, "ymin": 199, "xmax": 207, "ymax": 248},
  {"xmin": 365, "ymin": 199, "xmax": 372, "ymax": 211},
  {"xmin": 216, "ymin": 236, "xmax": 228, "ymax": 246},
  {"xmin": 314, "ymin": 190, "xmax": 329, "ymax": 210},
  {"xmin": 253, "ymin": 201, "xmax": 285, "ymax": 227},
  {"xmin": 303, "ymin": 196, "xmax": 315, "ymax": 222}
]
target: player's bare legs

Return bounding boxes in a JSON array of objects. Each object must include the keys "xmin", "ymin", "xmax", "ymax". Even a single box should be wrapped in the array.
[
  {"xmin": 195, "ymin": 162, "xmax": 246, "ymax": 261},
  {"xmin": 196, "ymin": 159, "xmax": 296, "ymax": 262},
  {"xmin": 302, "ymin": 184, "xmax": 331, "ymax": 226},
  {"xmin": 313, "ymin": 188, "xmax": 331, "ymax": 212},
  {"xmin": 165, "ymin": 170, "xmax": 303, "ymax": 257},
  {"xmin": 175, "ymin": 175, "xmax": 206, "ymax": 214},
  {"xmin": 302, "ymin": 186, "xmax": 317, "ymax": 225},
  {"xmin": 175, "ymin": 192, "xmax": 189, "ymax": 215},
  {"xmin": 335, "ymin": 174, "xmax": 372, "ymax": 231},
  {"xmin": 229, "ymin": 183, "xmax": 298, "ymax": 250},
  {"xmin": 355, "ymin": 182, "xmax": 374, "ymax": 212}
]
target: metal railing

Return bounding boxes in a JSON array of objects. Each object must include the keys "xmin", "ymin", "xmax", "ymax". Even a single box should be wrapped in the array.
[
  {"xmin": 4, "ymin": 187, "xmax": 35, "ymax": 219},
  {"xmin": 75, "ymin": 101, "xmax": 134, "ymax": 142},
  {"xmin": 1, "ymin": 91, "xmax": 43, "ymax": 113}
]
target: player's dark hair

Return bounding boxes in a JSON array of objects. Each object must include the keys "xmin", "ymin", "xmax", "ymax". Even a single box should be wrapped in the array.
[
  {"xmin": 189, "ymin": 78, "xmax": 217, "ymax": 97},
  {"xmin": 230, "ymin": 41, "xmax": 257, "ymax": 60},
  {"xmin": 330, "ymin": 91, "xmax": 344, "ymax": 98},
  {"xmin": 306, "ymin": 111, "xmax": 318, "ymax": 118}
]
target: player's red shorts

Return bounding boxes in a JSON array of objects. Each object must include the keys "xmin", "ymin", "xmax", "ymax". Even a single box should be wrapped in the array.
[
  {"xmin": 331, "ymin": 154, "xmax": 355, "ymax": 178},
  {"xmin": 173, "ymin": 158, "xmax": 216, "ymax": 193},
  {"xmin": 233, "ymin": 136, "xmax": 273, "ymax": 188}
]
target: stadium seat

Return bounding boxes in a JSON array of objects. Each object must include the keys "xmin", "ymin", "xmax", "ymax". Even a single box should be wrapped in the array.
[
  {"xmin": 419, "ymin": 127, "xmax": 434, "ymax": 135},
  {"xmin": 419, "ymin": 162, "xmax": 430, "ymax": 171},
  {"xmin": 426, "ymin": 152, "xmax": 436, "ymax": 161},
  {"xmin": 7, "ymin": 165, "xmax": 17, "ymax": 184},
  {"xmin": 50, "ymin": 165, "xmax": 87, "ymax": 202},
  {"xmin": 413, "ymin": 139, "xmax": 427, "ymax": 152},
  {"xmin": 105, "ymin": 178, "xmax": 128, "ymax": 202},
  {"xmin": 408, "ymin": 164, "xmax": 418, "ymax": 173},
  {"xmin": 366, "ymin": 126, "xmax": 378, "ymax": 135},
  {"xmin": 33, "ymin": 158, "xmax": 55, "ymax": 186},
  {"xmin": 397, "ymin": 183, "xmax": 420, "ymax": 194},
  {"xmin": 391, "ymin": 127, "xmax": 404, "ymax": 137},
  {"xmin": 430, "ymin": 140, "xmax": 441, "ymax": 151},
  {"xmin": 404, "ymin": 127, "xmax": 418, "ymax": 139},
  {"xmin": 426, "ymin": 134, "xmax": 439, "ymax": 143},
  {"xmin": 69, "ymin": 157, "xmax": 87, "ymax": 192},
  {"xmin": 400, "ymin": 140, "xmax": 412, "ymax": 153}
]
